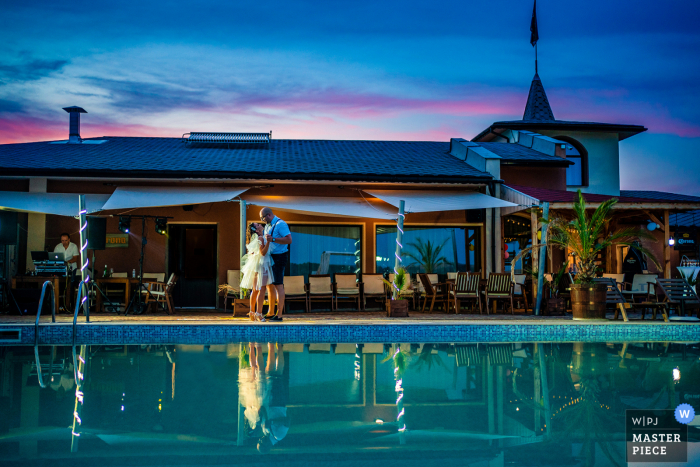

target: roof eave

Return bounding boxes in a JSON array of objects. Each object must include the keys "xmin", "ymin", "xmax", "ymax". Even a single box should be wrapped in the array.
[{"xmin": 474, "ymin": 121, "xmax": 647, "ymax": 142}]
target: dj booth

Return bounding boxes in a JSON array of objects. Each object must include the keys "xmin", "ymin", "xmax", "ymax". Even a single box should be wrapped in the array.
[{"xmin": 10, "ymin": 251, "xmax": 69, "ymax": 315}]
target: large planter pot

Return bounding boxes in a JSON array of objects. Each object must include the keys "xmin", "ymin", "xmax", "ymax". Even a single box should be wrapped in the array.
[
  {"xmin": 570, "ymin": 283, "xmax": 608, "ymax": 320},
  {"xmin": 547, "ymin": 297, "xmax": 566, "ymax": 315},
  {"xmin": 387, "ymin": 299, "xmax": 409, "ymax": 317}
]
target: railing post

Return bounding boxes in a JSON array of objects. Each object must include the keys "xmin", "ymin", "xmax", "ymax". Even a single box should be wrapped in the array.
[
  {"xmin": 392, "ymin": 200, "xmax": 405, "ymax": 299},
  {"xmin": 239, "ymin": 199, "xmax": 246, "ymax": 299},
  {"xmin": 534, "ymin": 202, "xmax": 549, "ymax": 315},
  {"xmin": 78, "ymin": 195, "xmax": 90, "ymax": 322}
]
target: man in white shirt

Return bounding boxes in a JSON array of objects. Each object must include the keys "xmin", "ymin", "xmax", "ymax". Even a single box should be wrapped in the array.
[
  {"xmin": 54, "ymin": 232, "xmax": 79, "ymax": 271},
  {"xmin": 260, "ymin": 208, "xmax": 292, "ymax": 321}
]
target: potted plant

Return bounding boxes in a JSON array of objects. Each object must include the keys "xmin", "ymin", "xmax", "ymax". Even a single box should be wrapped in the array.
[
  {"xmin": 545, "ymin": 190, "xmax": 659, "ymax": 320},
  {"xmin": 546, "ymin": 262, "xmax": 569, "ymax": 315},
  {"xmin": 383, "ymin": 267, "xmax": 409, "ymax": 317}
]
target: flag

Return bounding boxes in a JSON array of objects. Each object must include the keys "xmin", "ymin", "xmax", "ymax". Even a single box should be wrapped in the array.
[{"xmin": 530, "ymin": 0, "xmax": 539, "ymax": 47}]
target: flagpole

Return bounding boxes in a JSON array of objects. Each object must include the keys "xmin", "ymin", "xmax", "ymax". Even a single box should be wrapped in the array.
[{"xmin": 535, "ymin": 43, "xmax": 538, "ymax": 74}]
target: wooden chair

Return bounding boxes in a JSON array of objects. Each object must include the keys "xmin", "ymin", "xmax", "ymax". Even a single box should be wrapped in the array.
[
  {"xmin": 415, "ymin": 273, "xmax": 439, "ymax": 293},
  {"xmin": 482, "ymin": 273, "xmax": 515, "ymax": 315},
  {"xmin": 418, "ymin": 273, "xmax": 449, "ymax": 312},
  {"xmin": 447, "ymin": 272, "xmax": 458, "ymax": 281},
  {"xmin": 602, "ymin": 273, "xmax": 624, "ymax": 289},
  {"xmin": 334, "ymin": 273, "xmax": 361, "ymax": 311},
  {"xmin": 622, "ymin": 274, "xmax": 657, "ymax": 303},
  {"xmin": 284, "ymin": 275, "xmax": 308, "ymax": 313},
  {"xmin": 592, "ymin": 277, "xmax": 667, "ymax": 322},
  {"xmin": 512, "ymin": 273, "xmax": 530, "ymax": 313},
  {"xmin": 141, "ymin": 273, "xmax": 165, "ymax": 308},
  {"xmin": 656, "ymin": 278, "xmax": 700, "ymax": 318},
  {"xmin": 389, "ymin": 272, "xmax": 415, "ymax": 309},
  {"xmin": 308, "ymin": 274, "xmax": 334, "ymax": 311},
  {"xmin": 362, "ymin": 274, "xmax": 387, "ymax": 311},
  {"xmin": 449, "ymin": 272, "xmax": 481, "ymax": 314},
  {"xmin": 221, "ymin": 269, "xmax": 241, "ymax": 313},
  {"xmin": 144, "ymin": 273, "xmax": 178, "ymax": 315}
]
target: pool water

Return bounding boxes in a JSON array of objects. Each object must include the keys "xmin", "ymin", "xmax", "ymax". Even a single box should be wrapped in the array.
[{"xmin": 0, "ymin": 342, "xmax": 698, "ymax": 466}]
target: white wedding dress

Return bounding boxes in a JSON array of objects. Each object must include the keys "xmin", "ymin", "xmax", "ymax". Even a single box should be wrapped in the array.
[{"xmin": 240, "ymin": 234, "xmax": 275, "ymax": 290}]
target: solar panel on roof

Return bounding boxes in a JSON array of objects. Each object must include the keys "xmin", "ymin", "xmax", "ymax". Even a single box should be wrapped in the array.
[{"xmin": 182, "ymin": 132, "xmax": 271, "ymax": 146}]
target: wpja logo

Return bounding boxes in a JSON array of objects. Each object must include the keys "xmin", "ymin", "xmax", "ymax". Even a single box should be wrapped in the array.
[{"xmin": 626, "ymin": 409, "xmax": 688, "ymax": 462}]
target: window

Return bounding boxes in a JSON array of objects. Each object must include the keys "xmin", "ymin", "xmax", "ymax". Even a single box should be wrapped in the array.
[
  {"xmin": 376, "ymin": 226, "xmax": 480, "ymax": 274},
  {"xmin": 289, "ymin": 225, "xmax": 361, "ymax": 280},
  {"xmin": 556, "ymin": 136, "xmax": 588, "ymax": 187}
]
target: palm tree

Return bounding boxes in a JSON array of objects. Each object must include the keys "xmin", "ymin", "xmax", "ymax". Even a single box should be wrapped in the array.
[
  {"xmin": 545, "ymin": 190, "xmax": 659, "ymax": 285},
  {"xmin": 404, "ymin": 238, "xmax": 452, "ymax": 273}
]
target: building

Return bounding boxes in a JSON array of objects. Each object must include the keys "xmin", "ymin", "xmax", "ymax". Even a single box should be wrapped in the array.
[{"xmin": 1, "ymin": 73, "xmax": 698, "ymax": 312}]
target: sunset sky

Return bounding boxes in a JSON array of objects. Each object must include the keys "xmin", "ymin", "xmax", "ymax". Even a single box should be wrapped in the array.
[{"xmin": 1, "ymin": 0, "xmax": 699, "ymax": 194}]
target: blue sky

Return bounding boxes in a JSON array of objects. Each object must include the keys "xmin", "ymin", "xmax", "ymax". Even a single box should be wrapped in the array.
[{"xmin": 1, "ymin": 0, "xmax": 699, "ymax": 194}]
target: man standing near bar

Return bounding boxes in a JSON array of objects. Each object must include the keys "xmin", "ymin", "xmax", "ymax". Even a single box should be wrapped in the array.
[{"xmin": 260, "ymin": 208, "xmax": 292, "ymax": 321}]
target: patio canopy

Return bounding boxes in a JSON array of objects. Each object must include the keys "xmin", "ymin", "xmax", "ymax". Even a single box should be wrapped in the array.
[
  {"xmin": 242, "ymin": 194, "xmax": 396, "ymax": 219},
  {"xmin": 0, "ymin": 192, "xmax": 110, "ymax": 217},
  {"xmin": 363, "ymin": 189, "xmax": 517, "ymax": 213},
  {"xmin": 100, "ymin": 187, "xmax": 248, "ymax": 211}
]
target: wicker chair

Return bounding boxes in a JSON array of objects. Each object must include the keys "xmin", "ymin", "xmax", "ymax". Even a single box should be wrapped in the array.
[
  {"xmin": 362, "ymin": 274, "xmax": 387, "ymax": 311},
  {"xmin": 308, "ymin": 274, "xmax": 334, "ymax": 311},
  {"xmin": 284, "ymin": 275, "xmax": 308, "ymax": 313},
  {"xmin": 334, "ymin": 273, "xmax": 361, "ymax": 311}
]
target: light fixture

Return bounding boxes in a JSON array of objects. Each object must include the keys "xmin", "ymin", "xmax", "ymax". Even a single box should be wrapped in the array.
[
  {"xmin": 647, "ymin": 222, "xmax": 657, "ymax": 231},
  {"xmin": 669, "ymin": 237, "xmax": 675, "ymax": 246},
  {"xmin": 118, "ymin": 216, "xmax": 131, "ymax": 233},
  {"xmin": 155, "ymin": 217, "xmax": 167, "ymax": 235}
]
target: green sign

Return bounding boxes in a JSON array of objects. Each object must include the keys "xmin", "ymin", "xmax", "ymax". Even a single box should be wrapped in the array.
[{"xmin": 106, "ymin": 234, "xmax": 129, "ymax": 248}]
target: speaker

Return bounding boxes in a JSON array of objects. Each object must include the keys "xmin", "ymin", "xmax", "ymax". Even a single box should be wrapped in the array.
[
  {"xmin": 466, "ymin": 209, "xmax": 485, "ymax": 224},
  {"xmin": 0, "ymin": 211, "xmax": 18, "ymax": 245},
  {"xmin": 87, "ymin": 217, "xmax": 107, "ymax": 250}
]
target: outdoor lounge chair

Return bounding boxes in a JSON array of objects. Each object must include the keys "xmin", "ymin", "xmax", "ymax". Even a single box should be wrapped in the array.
[
  {"xmin": 389, "ymin": 272, "xmax": 416, "ymax": 309},
  {"xmin": 143, "ymin": 273, "xmax": 178, "ymax": 315},
  {"xmin": 418, "ymin": 273, "xmax": 449, "ymax": 312},
  {"xmin": 622, "ymin": 274, "xmax": 657, "ymax": 302},
  {"xmin": 308, "ymin": 274, "xmax": 334, "ymax": 311},
  {"xmin": 449, "ymin": 272, "xmax": 482, "ymax": 314},
  {"xmin": 284, "ymin": 275, "xmax": 308, "ymax": 313},
  {"xmin": 602, "ymin": 273, "xmax": 624, "ymax": 289},
  {"xmin": 655, "ymin": 278, "xmax": 700, "ymax": 318},
  {"xmin": 513, "ymin": 273, "xmax": 530, "ymax": 313},
  {"xmin": 361, "ymin": 274, "xmax": 387, "ymax": 311},
  {"xmin": 334, "ymin": 273, "xmax": 361, "ymax": 311},
  {"xmin": 482, "ymin": 273, "xmax": 515, "ymax": 314},
  {"xmin": 415, "ymin": 273, "xmax": 439, "ymax": 294},
  {"xmin": 592, "ymin": 277, "xmax": 667, "ymax": 322}
]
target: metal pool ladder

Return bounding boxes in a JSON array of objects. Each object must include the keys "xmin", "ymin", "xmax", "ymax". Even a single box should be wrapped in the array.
[{"xmin": 34, "ymin": 280, "xmax": 56, "ymax": 345}]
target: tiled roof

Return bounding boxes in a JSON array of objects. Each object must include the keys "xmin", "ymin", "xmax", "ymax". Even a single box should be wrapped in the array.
[
  {"xmin": 0, "ymin": 137, "xmax": 493, "ymax": 183},
  {"xmin": 522, "ymin": 73, "xmax": 555, "ymax": 121},
  {"xmin": 508, "ymin": 185, "xmax": 700, "ymax": 205},
  {"xmin": 477, "ymin": 142, "xmax": 571, "ymax": 166},
  {"xmin": 620, "ymin": 190, "xmax": 700, "ymax": 203}
]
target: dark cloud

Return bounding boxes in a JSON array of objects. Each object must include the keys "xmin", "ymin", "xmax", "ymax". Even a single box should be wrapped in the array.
[
  {"xmin": 0, "ymin": 99, "xmax": 24, "ymax": 114},
  {"xmin": 83, "ymin": 77, "xmax": 214, "ymax": 112},
  {"xmin": 0, "ymin": 59, "xmax": 67, "ymax": 83}
]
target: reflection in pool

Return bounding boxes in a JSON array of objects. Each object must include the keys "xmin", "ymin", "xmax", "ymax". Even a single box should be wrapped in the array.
[{"xmin": 0, "ymin": 342, "xmax": 699, "ymax": 466}]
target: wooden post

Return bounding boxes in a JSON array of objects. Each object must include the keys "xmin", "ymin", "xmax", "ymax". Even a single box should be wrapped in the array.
[
  {"xmin": 531, "ymin": 209, "xmax": 539, "ymax": 302},
  {"xmin": 664, "ymin": 209, "xmax": 671, "ymax": 279}
]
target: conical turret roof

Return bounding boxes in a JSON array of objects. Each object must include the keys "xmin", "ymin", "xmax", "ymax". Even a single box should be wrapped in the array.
[{"xmin": 522, "ymin": 73, "xmax": 554, "ymax": 121}]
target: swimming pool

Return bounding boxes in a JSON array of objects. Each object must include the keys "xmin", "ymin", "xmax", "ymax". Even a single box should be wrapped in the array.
[{"xmin": 0, "ymin": 341, "xmax": 698, "ymax": 466}]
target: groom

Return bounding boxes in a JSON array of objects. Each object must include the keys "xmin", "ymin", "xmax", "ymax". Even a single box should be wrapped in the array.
[{"xmin": 260, "ymin": 207, "xmax": 292, "ymax": 321}]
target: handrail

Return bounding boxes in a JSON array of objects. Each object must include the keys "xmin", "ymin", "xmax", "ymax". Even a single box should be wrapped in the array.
[
  {"xmin": 34, "ymin": 344, "xmax": 56, "ymax": 388},
  {"xmin": 72, "ymin": 282, "xmax": 89, "ymax": 343},
  {"xmin": 35, "ymin": 280, "xmax": 56, "ymax": 345}
]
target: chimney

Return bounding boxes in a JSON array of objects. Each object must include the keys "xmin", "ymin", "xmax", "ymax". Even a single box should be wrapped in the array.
[{"xmin": 62, "ymin": 106, "xmax": 87, "ymax": 143}]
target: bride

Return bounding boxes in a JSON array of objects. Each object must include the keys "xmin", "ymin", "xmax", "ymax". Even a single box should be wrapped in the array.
[{"xmin": 240, "ymin": 222, "xmax": 275, "ymax": 322}]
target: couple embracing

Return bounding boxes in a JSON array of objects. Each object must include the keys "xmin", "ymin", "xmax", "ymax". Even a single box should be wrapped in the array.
[{"xmin": 241, "ymin": 207, "xmax": 291, "ymax": 322}]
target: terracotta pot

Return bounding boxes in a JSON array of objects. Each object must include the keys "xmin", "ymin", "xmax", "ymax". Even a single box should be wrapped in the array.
[
  {"xmin": 387, "ymin": 299, "xmax": 409, "ymax": 318},
  {"xmin": 233, "ymin": 299, "xmax": 251, "ymax": 317},
  {"xmin": 570, "ymin": 283, "xmax": 608, "ymax": 320}
]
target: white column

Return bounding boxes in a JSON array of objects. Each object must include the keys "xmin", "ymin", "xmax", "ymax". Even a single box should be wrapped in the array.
[{"xmin": 239, "ymin": 200, "xmax": 246, "ymax": 298}]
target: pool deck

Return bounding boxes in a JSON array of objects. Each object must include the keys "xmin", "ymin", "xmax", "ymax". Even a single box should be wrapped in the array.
[{"xmin": 1, "ymin": 309, "xmax": 698, "ymax": 345}]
